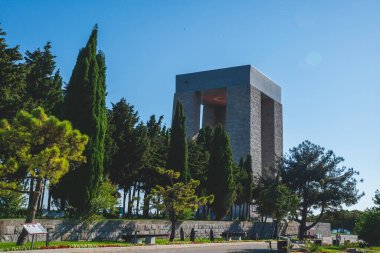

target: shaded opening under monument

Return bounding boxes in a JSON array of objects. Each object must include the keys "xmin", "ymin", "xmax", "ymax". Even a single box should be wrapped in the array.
[{"xmin": 201, "ymin": 88, "xmax": 227, "ymax": 128}]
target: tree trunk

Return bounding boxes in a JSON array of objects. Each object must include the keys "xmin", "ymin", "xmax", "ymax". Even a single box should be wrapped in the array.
[
  {"xmin": 39, "ymin": 178, "xmax": 47, "ymax": 212},
  {"xmin": 127, "ymin": 187, "xmax": 133, "ymax": 217},
  {"xmin": 135, "ymin": 183, "xmax": 141, "ymax": 217},
  {"xmin": 122, "ymin": 189, "xmax": 126, "ymax": 217},
  {"xmin": 298, "ymin": 207, "xmax": 308, "ymax": 240},
  {"xmin": 142, "ymin": 188, "xmax": 151, "ymax": 218},
  {"xmin": 169, "ymin": 219, "xmax": 176, "ymax": 242},
  {"xmin": 28, "ymin": 178, "xmax": 34, "ymax": 207},
  {"xmin": 16, "ymin": 178, "xmax": 43, "ymax": 245},
  {"xmin": 245, "ymin": 202, "xmax": 251, "ymax": 221},
  {"xmin": 299, "ymin": 221, "xmax": 307, "ymax": 240},
  {"xmin": 47, "ymin": 184, "xmax": 52, "ymax": 212},
  {"xmin": 274, "ymin": 219, "xmax": 279, "ymax": 239},
  {"xmin": 260, "ymin": 216, "xmax": 267, "ymax": 239},
  {"xmin": 60, "ymin": 197, "xmax": 66, "ymax": 211}
]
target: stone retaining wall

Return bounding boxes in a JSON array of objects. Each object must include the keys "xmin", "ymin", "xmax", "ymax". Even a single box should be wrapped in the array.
[{"xmin": 0, "ymin": 219, "xmax": 330, "ymax": 242}]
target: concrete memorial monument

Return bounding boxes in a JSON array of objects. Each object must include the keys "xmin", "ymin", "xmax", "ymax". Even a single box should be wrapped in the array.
[{"xmin": 173, "ymin": 65, "xmax": 283, "ymax": 177}]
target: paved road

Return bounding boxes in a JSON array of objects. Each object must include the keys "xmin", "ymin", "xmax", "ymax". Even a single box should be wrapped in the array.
[{"xmin": 12, "ymin": 242, "xmax": 275, "ymax": 253}]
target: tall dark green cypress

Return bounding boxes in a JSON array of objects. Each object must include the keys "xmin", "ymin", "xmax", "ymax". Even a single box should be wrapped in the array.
[
  {"xmin": 243, "ymin": 155, "xmax": 253, "ymax": 220},
  {"xmin": 167, "ymin": 101, "xmax": 189, "ymax": 183},
  {"xmin": 63, "ymin": 25, "xmax": 107, "ymax": 213},
  {"xmin": 207, "ymin": 124, "xmax": 236, "ymax": 220}
]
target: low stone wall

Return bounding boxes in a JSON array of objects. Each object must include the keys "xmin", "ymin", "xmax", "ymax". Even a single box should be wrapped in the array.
[
  {"xmin": 0, "ymin": 219, "xmax": 331, "ymax": 242},
  {"xmin": 285, "ymin": 221, "xmax": 331, "ymax": 237}
]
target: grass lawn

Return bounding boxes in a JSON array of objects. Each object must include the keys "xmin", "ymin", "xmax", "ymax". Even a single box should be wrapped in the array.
[
  {"xmin": 0, "ymin": 241, "xmax": 132, "ymax": 251},
  {"xmin": 0, "ymin": 238, "xmax": 230, "ymax": 251},
  {"xmin": 317, "ymin": 245, "xmax": 380, "ymax": 253}
]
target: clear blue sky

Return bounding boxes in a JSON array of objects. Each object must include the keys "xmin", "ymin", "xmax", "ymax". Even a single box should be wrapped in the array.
[{"xmin": 1, "ymin": 0, "xmax": 379, "ymax": 210}]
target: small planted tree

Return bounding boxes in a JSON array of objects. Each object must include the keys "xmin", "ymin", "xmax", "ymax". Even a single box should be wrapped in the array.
[
  {"xmin": 0, "ymin": 108, "xmax": 88, "ymax": 245},
  {"xmin": 254, "ymin": 174, "xmax": 298, "ymax": 238},
  {"xmin": 150, "ymin": 168, "xmax": 214, "ymax": 241}
]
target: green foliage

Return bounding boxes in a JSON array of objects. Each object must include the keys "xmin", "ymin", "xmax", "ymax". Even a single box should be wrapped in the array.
[
  {"xmin": 280, "ymin": 140, "xmax": 363, "ymax": 239},
  {"xmin": 24, "ymin": 42, "xmax": 63, "ymax": 115},
  {"xmin": 207, "ymin": 124, "xmax": 236, "ymax": 220},
  {"xmin": 243, "ymin": 155, "xmax": 253, "ymax": 206},
  {"xmin": 301, "ymin": 240, "xmax": 320, "ymax": 253},
  {"xmin": 0, "ymin": 187, "xmax": 25, "ymax": 218},
  {"xmin": 106, "ymin": 98, "xmax": 149, "ymax": 191},
  {"xmin": 355, "ymin": 208, "xmax": 380, "ymax": 245},
  {"xmin": 0, "ymin": 27, "xmax": 63, "ymax": 121},
  {"xmin": 167, "ymin": 101, "xmax": 189, "ymax": 183},
  {"xmin": 254, "ymin": 175, "xmax": 298, "ymax": 230},
  {"xmin": 0, "ymin": 107, "xmax": 88, "ymax": 186},
  {"xmin": 188, "ymin": 139, "xmax": 209, "ymax": 196},
  {"xmin": 62, "ymin": 25, "xmax": 107, "ymax": 214},
  {"xmin": 318, "ymin": 209, "xmax": 362, "ymax": 232},
  {"xmin": 89, "ymin": 178, "xmax": 119, "ymax": 217},
  {"xmin": 0, "ymin": 27, "xmax": 26, "ymax": 120},
  {"xmin": 373, "ymin": 190, "xmax": 380, "ymax": 207},
  {"xmin": 141, "ymin": 115, "xmax": 169, "ymax": 217},
  {"xmin": 234, "ymin": 158, "xmax": 249, "ymax": 206},
  {"xmin": 150, "ymin": 168, "xmax": 214, "ymax": 241},
  {"xmin": 0, "ymin": 107, "xmax": 88, "ymax": 244}
]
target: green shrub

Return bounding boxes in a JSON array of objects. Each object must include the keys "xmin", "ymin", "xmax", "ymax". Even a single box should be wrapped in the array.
[{"xmin": 355, "ymin": 208, "xmax": 380, "ymax": 245}]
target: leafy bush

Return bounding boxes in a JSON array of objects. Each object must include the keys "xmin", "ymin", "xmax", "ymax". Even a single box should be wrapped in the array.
[
  {"xmin": 0, "ymin": 186, "xmax": 26, "ymax": 218},
  {"xmin": 88, "ymin": 179, "xmax": 120, "ymax": 219},
  {"xmin": 301, "ymin": 240, "xmax": 320, "ymax": 253},
  {"xmin": 355, "ymin": 208, "xmax": 380, "ymax": 245}
]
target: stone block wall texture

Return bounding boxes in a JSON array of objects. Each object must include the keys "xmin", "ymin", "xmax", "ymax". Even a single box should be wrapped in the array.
[
  {"xmin": 173, "ymin": 91, "xmax": 200, "ymax": 139},
  {"xmin": 285, "ymin": 222, "xmax": 331, "ymax": 238},
  {"xmin": 249, "ymin": 86, "xmax": 263, "ymax": 177},
  {"xmin": 226, "ymin": 85, "xmax": 255, "ymax": 168},
  {"xmin": 0, "ymin": 219, "xmax": 330, "ymax": 242}
]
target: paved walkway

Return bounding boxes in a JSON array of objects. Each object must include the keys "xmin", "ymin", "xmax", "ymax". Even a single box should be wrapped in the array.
[{"xmin": 12, "ymin": 241, "xmax": 276, "ymax": 253}]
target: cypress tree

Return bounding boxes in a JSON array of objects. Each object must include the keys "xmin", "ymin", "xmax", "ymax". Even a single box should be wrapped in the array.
[
  {"xmin": 207, "ymin": 124, "xmax": 236, "ymax": 220},
  {"xmin": 167, "ymin": 101, "xmax": 189, "ymax": 183},
  {"xmin": 62, "ymin": 25, "xmax": 107, "ymax": 213},
  {"xmin": 243, "ymin": 155, "xmax": 253, "ymax": 220}
]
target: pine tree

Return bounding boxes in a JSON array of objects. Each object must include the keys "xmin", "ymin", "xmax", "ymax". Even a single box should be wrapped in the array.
[
  {"xmin": 0, "ymin": 27, "xmax": 26, "ymax": 119},
  {"xmin": 105, "ymin": 98, "xmax": 150, "ymax": 217},
  {"xmin": 207, "ymin": 124, "xmax": 236, "ymax": 220},
  {"xmin": 62, "ymin": 25, "xmax": 107, "ymax": 213},
  {"xmin": 167, "ymin": 101, "xmax": 189, "ymax": 183},
  {"xmin": 0, "ymin": 108, "xmax": 88, "ymax": 245},
  {"xmin": 24, "ymin": 42, "xmax": 63, "ymax": 116},
  {"xmin": 141, "ymin": 115, "xmax": 168, "ymax": 217}
]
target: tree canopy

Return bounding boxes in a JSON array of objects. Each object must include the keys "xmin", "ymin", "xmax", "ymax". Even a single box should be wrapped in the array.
[
  {"xmin": 280, "ymin": 140, "xmax": 363, "ymax": 239},
  {"xmin": 0, "ymin": 107, "xmax": 88, "ymax": 244},
  {"xmin": 167, "ymin": 101, "xmax": 189, "ymax": 183},
  {"xmin": 207, "ymin": 124, "xmax": 236, "ymax": 220},
  {"xmin": 150, "ymin": 168, "xmax": 213, "ymax": 241},
  {"xmin": 61, "ymin": 25, "xmax": 107, "ymax": 214}
]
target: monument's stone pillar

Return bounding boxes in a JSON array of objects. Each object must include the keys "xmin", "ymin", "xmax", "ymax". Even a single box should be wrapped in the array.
[
  {"xmin": 226, "ymin": 85, "xmax": 262, "ymax": 176},
  {"xmin": 250, "ymin": 86, "xmax": 262, "ymax": 177},
  {"xmin": 274, "ymin": 101, "xmax": 283, "ymax": 158},
  {"xmin": 173, "ymin": 91, "xmax": 201, "ymax": 139}
]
